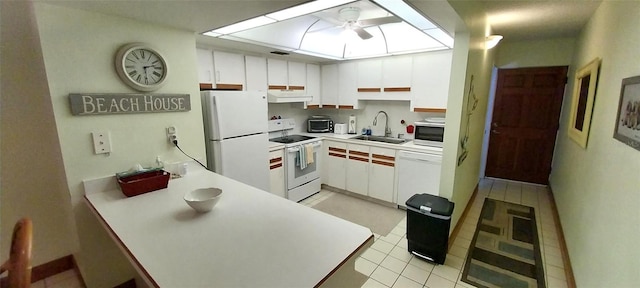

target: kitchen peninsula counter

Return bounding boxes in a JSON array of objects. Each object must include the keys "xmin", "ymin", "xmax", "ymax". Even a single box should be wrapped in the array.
[{"xmin": 84, "ymin": 165, "xmax": 373, "ymax": 287}]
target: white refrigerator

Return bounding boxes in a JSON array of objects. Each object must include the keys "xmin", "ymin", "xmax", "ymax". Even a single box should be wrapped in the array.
[{"xmin": 201, "ymin": 90, "xmax": 270, "ymax": 191}]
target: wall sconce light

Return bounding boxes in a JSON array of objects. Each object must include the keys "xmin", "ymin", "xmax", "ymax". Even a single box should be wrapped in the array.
[{"xmin": 485, "ymin": 35, "xmax": 503, "ymax": 49}]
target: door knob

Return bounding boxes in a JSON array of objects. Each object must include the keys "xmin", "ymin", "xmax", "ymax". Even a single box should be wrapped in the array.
[{"xmin": 491, "ymin": 129, "xmax": 500, "ymax": 134}]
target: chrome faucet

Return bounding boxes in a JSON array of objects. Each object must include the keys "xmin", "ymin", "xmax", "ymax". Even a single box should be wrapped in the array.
[{"xmin": 373, "ymin": 111, "xmax": 391, "ymax": 137}]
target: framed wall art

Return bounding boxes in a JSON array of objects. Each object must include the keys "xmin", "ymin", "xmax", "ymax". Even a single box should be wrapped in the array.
[
  {"xmin": 568, "ymin": 58, "xmax": 601, "ymax": 148},
  {"xmin": 613, "ymin": 75, "xmax": 640, "ymax": 151}
]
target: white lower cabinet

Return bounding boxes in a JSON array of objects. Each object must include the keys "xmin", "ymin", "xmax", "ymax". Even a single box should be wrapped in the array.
[
  {"xmin": 322, "ymin": 141, "xmax": 398, "ymax": 204},
  {"xmin": 368, "ymin": 147, "xmax": 396, "ymax": 202},
  {"xmin": 346, "ymin": 143, "xmax": 369, "ymax": 196},
  {"xmin": 269, "ymin": 149, "xmax": 285, "ymax": 198},
  {"xmin": 323, "ymin": 141, "xmax": 347, "ymax": 189}
]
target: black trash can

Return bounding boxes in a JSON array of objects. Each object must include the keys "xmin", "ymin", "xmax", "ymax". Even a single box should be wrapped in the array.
[{"xmin": 406, "ymin": 193, "xmax": 454, "ymax": 264}]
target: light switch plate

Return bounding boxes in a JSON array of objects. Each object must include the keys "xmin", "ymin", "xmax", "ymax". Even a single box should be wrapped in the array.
[{"xmin": 92, "ymin": 131, "xmax": 112, "ymax": 154}]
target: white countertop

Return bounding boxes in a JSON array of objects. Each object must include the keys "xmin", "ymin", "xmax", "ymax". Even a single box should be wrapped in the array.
[
  {"xmin": 293, "ymin": 133, "xmax": 444, "ymax": 154},
  {"xmin": 84, "ymin": 166, "xmax": 372, "ymax": 287}
]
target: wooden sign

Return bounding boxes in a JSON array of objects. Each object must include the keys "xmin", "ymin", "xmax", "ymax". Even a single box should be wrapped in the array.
[{"xmin": 69, "ymin": 93, "xmax": 190, "ymax": 115}]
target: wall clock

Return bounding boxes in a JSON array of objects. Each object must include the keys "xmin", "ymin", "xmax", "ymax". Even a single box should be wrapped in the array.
[{"xmin": 115, "ymin": 43, "xmax": 168, "ymax": 92}]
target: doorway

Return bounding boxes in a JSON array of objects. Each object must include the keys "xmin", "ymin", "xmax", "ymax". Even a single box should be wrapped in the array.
[{"xmin": 483, "ymin": 66, "xmax": 568, "ymax": 185}]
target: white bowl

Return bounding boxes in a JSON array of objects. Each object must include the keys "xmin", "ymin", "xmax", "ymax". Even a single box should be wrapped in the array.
[{"xmin": 184, "ymin": 188, "xmax": 222, "ymax": 212}]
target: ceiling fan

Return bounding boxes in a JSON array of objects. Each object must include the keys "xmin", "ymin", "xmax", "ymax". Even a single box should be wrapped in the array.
[{"xmin": 312, "ymin": 7, "xmax": 401, "ymax": 40}]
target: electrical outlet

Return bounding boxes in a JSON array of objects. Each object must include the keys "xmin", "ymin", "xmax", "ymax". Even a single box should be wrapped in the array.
[
  {"xmin": 92, "ymin": 131, "xmax": 112, "ymax": 154},
  {"xmin": 166, "ymin": 126, "xmax": 178, "ymax": 144}
]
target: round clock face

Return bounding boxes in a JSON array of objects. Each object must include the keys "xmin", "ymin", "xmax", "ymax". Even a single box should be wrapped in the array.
[{"xmin": 115, "ymin": 43, "xmax": 168, "ymax": 91}]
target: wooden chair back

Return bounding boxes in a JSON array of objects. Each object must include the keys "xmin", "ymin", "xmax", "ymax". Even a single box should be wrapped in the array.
[{"xmin": 0, "ymin": 218, "xmax": 33, "ymax": 288}]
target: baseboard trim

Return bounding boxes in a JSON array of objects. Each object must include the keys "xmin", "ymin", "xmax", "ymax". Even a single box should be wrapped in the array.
[
  {"xmin": 547, "ymin": 186, "xmax": 577, "ymax": 288},
  {"xmin": 448, "ymin": 183, "xmax": 479, "ymax": 250},
  {"xmin": 28, "ymin": 254, "xmax": 85, "ymax": 284}
]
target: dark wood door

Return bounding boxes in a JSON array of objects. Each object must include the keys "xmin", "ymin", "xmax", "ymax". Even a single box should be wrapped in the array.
[{"xmin": 486, "ymin": 66, "xmax": 568, "ymax": 184}]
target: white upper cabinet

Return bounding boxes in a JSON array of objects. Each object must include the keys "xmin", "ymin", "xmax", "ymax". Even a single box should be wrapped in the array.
[
  {"xmin": 245, "ymin": 55, "xmax": 267, "ymax": 92},
  {"xmin": 411, "ymin": 50, "xmax": 453, "ymax": 112},
  {"xmin": 267, "ymin": 58, "xmax": 288, "ymax": 88},
  {"xmin": 356, "ymin": 59, "xmax": 382, "ymax": 91},
  {"xmin": 288, "ymin": 61, "xmax": 306, "ymax": 88},
  {"xmin": 196, "ymin": 48, "xmax": 214, "ymax": 85},
  {"xmin": 306, "ymin": 63, "xmax": 321, "ymax": 107},
  {"xmin": 383, "ymin": 56, "xmax": 412, "ymax": 89},
  {"xmin": 267, "ymin": 59, "xmax": 306, "ymax": 90},
  {"xmin": 356, "ymin": 55, "xmax": 412, "ymax": 100},
  {"xmin": 213, "ymin": 51, "xmax": 245, "ymax": 89},
  {"xmin": 338, "ymin": 62, "xmax": 359, "ymax": 108},
  {"xmin": 321, "ymin": 64, "xmax": 338, "ymax": 108}
]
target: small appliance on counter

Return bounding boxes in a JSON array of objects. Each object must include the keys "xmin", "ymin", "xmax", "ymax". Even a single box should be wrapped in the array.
[
  {"xmin": 414, "ymin": 119, "xmax": 445, "ymax": 147},
  {"xmin": 307, "ymin": 115, "xmax": 333, "ymax": 133},
  {"xmin": 334, "ymin": 123, "xmax": 348, "ymax": 135},
  {"xmin": 348, "ymin": 115, "xmax": 357, "ymax": 134}
]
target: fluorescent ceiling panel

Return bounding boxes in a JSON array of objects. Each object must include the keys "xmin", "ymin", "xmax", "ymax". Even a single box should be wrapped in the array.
[
  {"xmin": 373, "ymin": 0, "xmax": 436, "ymax": 30},
  {"xmin": 266, "ymin": 0, "xmax": 356, "ymax": 21},
  {"xmin": 232, "ymin": 16, "xmax": 319, "ymax": 49},
  {"xmin": 344, "ymin": 27, "xmax": 387, "ymax": 58},
  {"xmin": 203, "ymin": 0, "xmax": 453, "ymax": 60},
  {"xmin": 424, "ymin": 28, "xmax": 454, "ymax": 48},
  {"xmin": 382, "ymin": 23, "xmax": 444, "ymax": 52},
  {"xmin": 212, "ymin": 16, "xmax": 276, "ymax": 35}
]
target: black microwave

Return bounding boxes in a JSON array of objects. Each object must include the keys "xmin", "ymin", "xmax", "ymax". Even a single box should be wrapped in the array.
[
  {"xmin": 307, "ymin": 116, "xmax": 333, "ymax": 133},
  {"xmin": 414, "ymin": 121, "xmax": 444, "ymax": 147}
]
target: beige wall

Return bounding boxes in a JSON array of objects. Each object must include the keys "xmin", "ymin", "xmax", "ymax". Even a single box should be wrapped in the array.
[
  {"xmin": 2, "ymin": 2, "xmax": 206, "ymax": 286},
  {"xmin": 496, "ymin": 37, "xmax": 576, "ymax": 68},
  {"xmin": 549, "ymin": 2, "xmax": 640, "ymax": 287},
  {"xmin": 442, "ymin": 1, "xmax": 497, "ymax": 230},
  {"xmin": 0, "ymin": 1, "xmax": 77, "ymax": 265}
]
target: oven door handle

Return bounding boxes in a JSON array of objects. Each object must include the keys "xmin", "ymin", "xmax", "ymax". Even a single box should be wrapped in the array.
[{"xmin": 287, "ymin": 142, "xmax": 322, "ymax": 152}]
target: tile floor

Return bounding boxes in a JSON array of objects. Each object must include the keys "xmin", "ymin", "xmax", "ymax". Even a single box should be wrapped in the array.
[
  {"xmin": 300, "ymin": 178, "xmax": 570, "ymax": 288},
  {"xmin": 36, "ymin": 178, "xmax": 569, "ymax": 288}
]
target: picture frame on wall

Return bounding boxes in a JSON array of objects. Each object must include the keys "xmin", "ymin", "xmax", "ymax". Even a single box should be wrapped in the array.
[
  {"xmin": 613, "ymin": 75, "xmax": 640, "ymax": 151},
  {"xmin": 567, "ymin": 58, "xmax": 601, "ymax": 148}
]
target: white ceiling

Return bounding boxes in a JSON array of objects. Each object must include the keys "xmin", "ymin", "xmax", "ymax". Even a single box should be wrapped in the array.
[{"xmin": 43, "ymin": 0, "xmax": 602, "ymax": 61}]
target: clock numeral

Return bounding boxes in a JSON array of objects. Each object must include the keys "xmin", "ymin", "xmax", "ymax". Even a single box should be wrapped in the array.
[
  {"xmin": 125, "ymin": 65, "xmax": 135, "ymax": 69},
  {"xmin": 153, "ymin": 71, "xmax": 162, "ymax": 78},
  {"xmin": 128, "ymin": 70, "xmax": 138, "ymax": 77},
  {"xmin": 136, "ymin": 74, "xmax": 142, "ymax": 82},
  {"xmin": 140, "ymin": 50, "xmax": 145, "ymax": 59}
]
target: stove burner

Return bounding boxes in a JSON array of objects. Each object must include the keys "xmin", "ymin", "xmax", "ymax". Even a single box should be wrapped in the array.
[{"xmin": 270, "ymin": 135, "xmax": 316, "ymax": 144}]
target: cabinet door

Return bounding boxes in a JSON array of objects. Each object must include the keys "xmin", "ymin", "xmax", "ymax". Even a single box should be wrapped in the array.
[
  {"xmin": 288, "ymin": 61, "xmax": 306, "ymax": 89},
  {"xmin": 338, "ymin": 62, "xmax": 358, "ymax": 109},
  {"xmin": 383, "ymin": 55, "xmax": 413, "ymax": 89},
  {"xmin": 357, "ymin": 59, "xmax": 382, "ymax": 91},
  {"xmin": 306, "ymin": 63, "xmax": 321, "ymax": 108},
  {"xmin": 213, "ymin": 51, "xmax": 245, "ymax": 89},
  {"xmin": 245, "ymin": 55, "xmax": 267, "ymax": 92},
  {"xmin": 267, "ymin": 58, "xmax": 288, "ymax": 88},
  {"xmin": 269, "ymin": 149, "xmax": 286, "ymax": 198},
  {"xmin": 321, "ymin": 64, "xmax": 338, "ymax": 108},
  {"xmin": 196, "ymin": 48, "xmax": 214, "ymax": 84},
  {"xmin": 322, "ymin": 141, "xmax": 347, "ymax": 189},
  {"xmin": 346, "ymin": 143, "xmax": 369, "ymax": 196},
  {"xmin": 411, "ymin": 50, "xmax": 453, "ymax": 111},
  {"xmin": 368, "ymin": 147, "xmax": 396, "ymax": 202}
]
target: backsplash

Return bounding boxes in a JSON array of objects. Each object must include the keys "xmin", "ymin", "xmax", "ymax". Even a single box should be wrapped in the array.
[{"xmin": 268, "ymin": 101, "xmax": 445, "ymax": 139}]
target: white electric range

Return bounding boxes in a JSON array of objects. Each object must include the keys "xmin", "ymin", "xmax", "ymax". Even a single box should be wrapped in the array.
[{"xmin": 268, "ymin": 119, "xmax": 322, "ymax": 202}]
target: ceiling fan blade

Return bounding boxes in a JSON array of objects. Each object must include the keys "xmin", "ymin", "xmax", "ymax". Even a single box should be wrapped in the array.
[
  {"xmin": 359, "ymin": 16, "xmax": 401, "ymax": 27},
  {"xmin": 353, "ymin": 27, "xmax": 373, "ymax": 40}
]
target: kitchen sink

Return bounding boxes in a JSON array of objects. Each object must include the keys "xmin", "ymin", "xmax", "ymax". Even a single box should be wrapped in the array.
[{"xmin": 350, "ymin": 135, "xmax": 408, "ymax": 144}]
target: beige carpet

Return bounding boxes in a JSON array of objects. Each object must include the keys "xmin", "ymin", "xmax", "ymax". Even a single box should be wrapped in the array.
[{"xmin": 312, "ymin": 193, "xmax": 405, "ymax": 236}]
